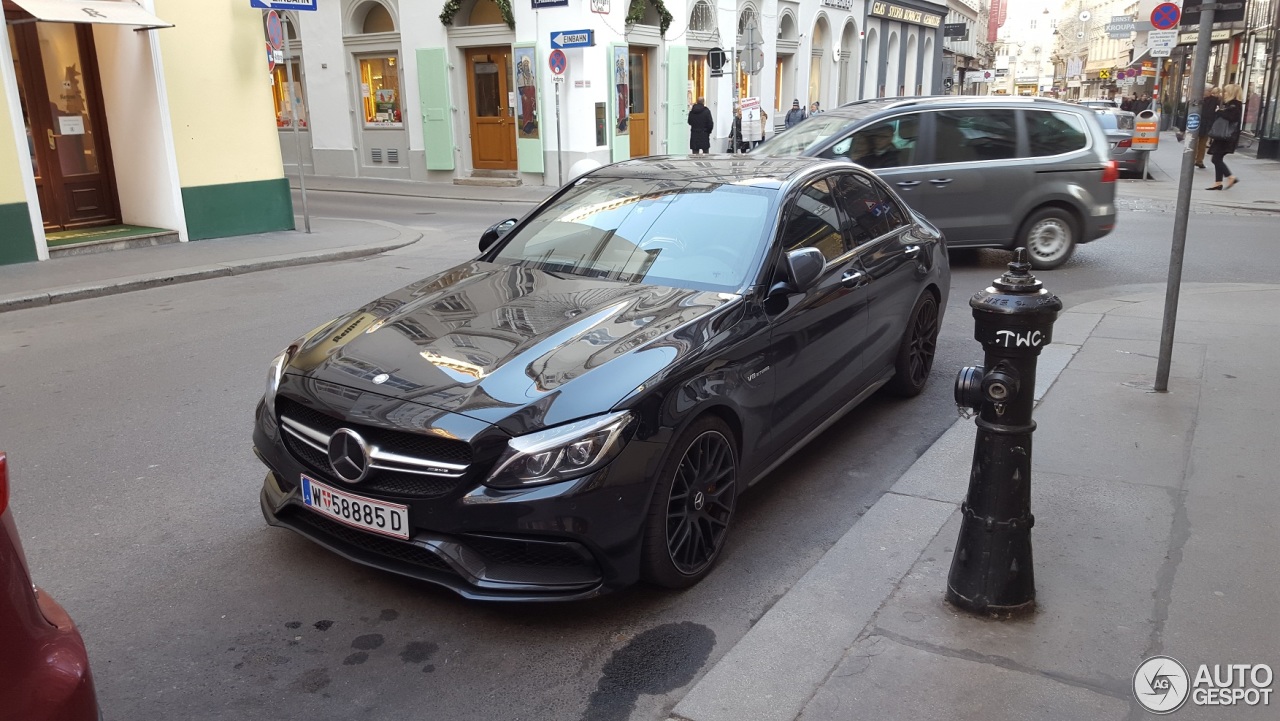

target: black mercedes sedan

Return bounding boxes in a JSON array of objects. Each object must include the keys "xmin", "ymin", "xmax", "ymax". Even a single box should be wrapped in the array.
[{"xmin": 253, "ymin": 156, "xmax": 949, "ymax": 601}]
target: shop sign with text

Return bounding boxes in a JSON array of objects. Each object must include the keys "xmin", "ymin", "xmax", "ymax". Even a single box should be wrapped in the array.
[{"xmin": 870, "ymin": 1, "xmax": 943, "ymax": 27}]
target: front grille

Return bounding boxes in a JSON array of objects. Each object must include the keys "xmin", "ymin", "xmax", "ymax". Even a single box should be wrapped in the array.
[
  {"xmin": 280, "ymin": 398, "xmax": 472, "ymax": 465},
  {"xmin": 465, "ymin": 535, "xmax": 592, "ymax": 569},
  {"xmin": 278, "ymin": 397, "xmax": 473, "ymax": 498},
  {"xmin": 285, "ymin": 507, "xmax": 455, "ymax": 574}
]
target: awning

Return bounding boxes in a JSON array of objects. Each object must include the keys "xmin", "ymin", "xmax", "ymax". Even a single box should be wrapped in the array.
[{"xmin": 7, "ymin": 0, "xmax": 173, "ymax": 30}]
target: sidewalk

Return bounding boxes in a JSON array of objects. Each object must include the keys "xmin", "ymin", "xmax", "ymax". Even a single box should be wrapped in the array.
[
  {"xmin": 0, "ymin": 217, "xmax": 420, "ymax": 313},
  {"xmin": 673, "ymin": 282, "xmax": 1279, "ymax": 721},
  {"xmin": 1120, "ymin": 131, "xmax": 1280, "ymax": 214},
  {"xmin": 291, "ymin": 174, "xmax": 555, "ymax": 204}
]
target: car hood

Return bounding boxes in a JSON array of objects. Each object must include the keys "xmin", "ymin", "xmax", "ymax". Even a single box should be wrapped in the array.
[{"xmin": 286, "ymin": 262, "xmax": 742, "ymax": 435}]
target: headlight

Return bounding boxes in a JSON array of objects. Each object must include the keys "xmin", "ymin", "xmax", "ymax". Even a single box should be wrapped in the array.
[
  {"xmin": 263, "ymin": 345, "xmax": 297, "ymax": 419},
  {"xmin": 485, "ymin": 411, "xmax": 633, "ymax": 489}
]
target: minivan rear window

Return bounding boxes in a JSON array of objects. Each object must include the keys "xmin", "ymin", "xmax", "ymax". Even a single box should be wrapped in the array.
[{"xmin": 1026, "ymin": 110, "xmax": 1089, "ymax": 157}]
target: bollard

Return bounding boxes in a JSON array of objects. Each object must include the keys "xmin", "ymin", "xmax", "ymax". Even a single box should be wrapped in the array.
[{"xmin": 946, "ymin": 248, "xmax": 1062, "ymax": 615}]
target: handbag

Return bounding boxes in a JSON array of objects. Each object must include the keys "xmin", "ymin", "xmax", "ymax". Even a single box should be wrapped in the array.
[{"xmin": 1207, "ymin": 117, "xmax": 1237, "ymax": 140}]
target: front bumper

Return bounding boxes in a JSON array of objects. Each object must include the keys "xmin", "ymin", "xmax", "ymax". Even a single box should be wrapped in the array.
[{"xmin": 254, "ymin": 402, "xmax": 666, "ymax": 602}]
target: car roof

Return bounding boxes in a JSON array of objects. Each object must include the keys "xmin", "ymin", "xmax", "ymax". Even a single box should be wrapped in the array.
[
  {"xmin": 832, "ymin": 95, "xmax": 1094, "ymax": 118},
  {"xmin": 589, "ymin": 155, "xmax": 844, "ymax": 186}
]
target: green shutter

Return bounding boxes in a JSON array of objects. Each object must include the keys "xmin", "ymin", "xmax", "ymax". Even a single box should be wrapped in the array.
[
  {"xmin": 666, "ymin": 45, "xmax": 690, "ymax": 155},
  {"xmin": 609, "ymin": 43, "xmax": 629, "ymax": 162},
  {"xmin": 514, "ymin": 43, "xmax": 544, "ymax": 174},
  {"xmin": 417, "ymin": 48, "xmax": 455, "ymax": 171}
]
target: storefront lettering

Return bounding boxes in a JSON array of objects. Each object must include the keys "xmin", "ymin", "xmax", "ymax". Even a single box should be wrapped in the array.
[
  {"xmin": 821, "ymin": 0, "xmax": 856, "ymax": 9},
  {"xmin": 870, "ymin": 1, "xmax": 944, "ymax": 28}
]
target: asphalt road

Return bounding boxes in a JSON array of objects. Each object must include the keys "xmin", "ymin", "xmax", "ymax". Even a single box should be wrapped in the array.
[{"xmin": 2, "ymin": 186, "xmax": 1277, "ymax": 721}]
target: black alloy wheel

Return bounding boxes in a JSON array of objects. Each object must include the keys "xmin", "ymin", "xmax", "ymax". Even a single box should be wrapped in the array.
[
  {"xmin": 641, "ymin": 417, "xmax": 738, "ymax": 588},
  {"xmin": 886, "ymin": 293, "xmax": 939, "ymax": 398}
]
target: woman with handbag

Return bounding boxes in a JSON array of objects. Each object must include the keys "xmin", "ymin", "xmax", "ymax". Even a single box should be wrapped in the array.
[{"xmin": 1206, "ymin": 84, "xmax": 1243, "ymax": 190}]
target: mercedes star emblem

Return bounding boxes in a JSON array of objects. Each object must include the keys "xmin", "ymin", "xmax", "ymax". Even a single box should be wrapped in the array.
[{"xmin": 328, "ymin": 428, "xmax": 372, "ymax": 483}]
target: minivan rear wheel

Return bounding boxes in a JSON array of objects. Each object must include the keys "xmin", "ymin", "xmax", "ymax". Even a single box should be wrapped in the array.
[{"xmin": 1019, "ymin": 207, "xmax": 1077, "ymax": 270}]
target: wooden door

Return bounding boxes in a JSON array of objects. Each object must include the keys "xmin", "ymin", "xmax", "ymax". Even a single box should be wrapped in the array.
[
  {"xmin": 628, "ymin": 47, "xmax": 649, "ymax": 158},
  {"xmin": 466, "ymin": 47, "xmax": 517, "ymax": 170},
  {"xmin": 8, "ymin": 22, "xmax": 119, "ymax": 230}
]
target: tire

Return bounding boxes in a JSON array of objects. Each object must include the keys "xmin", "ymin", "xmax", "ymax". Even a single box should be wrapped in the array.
[
  {"xmin": 1019, "ymin": 207, "xmax": 1078, "ymax": 270},
  {"xmin": 640, "ymin": 417, "xmax": 738, "ymax": 589},
  {"xmin": 885, "ymin": 292, "xmax": 940, "ymax": 398}
]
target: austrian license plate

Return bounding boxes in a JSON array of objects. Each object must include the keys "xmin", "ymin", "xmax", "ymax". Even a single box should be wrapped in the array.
[{"xmin": 300, "ymin": 475, "xmax": 410, "ymax": 540}]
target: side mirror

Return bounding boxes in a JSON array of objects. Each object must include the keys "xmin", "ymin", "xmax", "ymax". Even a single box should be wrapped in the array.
[
  {"xmin": 479, "ymin": 218, "xmax": 517, "ymax": 252},
  {"xmin": 786, "ymin": 247, "xmax": 825, "ymax": 291}
]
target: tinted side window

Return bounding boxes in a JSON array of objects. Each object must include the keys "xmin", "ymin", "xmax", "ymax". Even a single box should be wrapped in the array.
[
  {"xmin": 834, "ymin": 174, "xmax": 904, "ymax": 245},
  {"xmin": 823, "ymin": 115, "xmax": 921, "ymax": 169},
  {"xmin": 781, "ymin": 178, "xmax": 847, "ymax": 262},
  {"xmin": 1026, "ymin": 110, "xmax": 1089, "ymax": 156},
  {"xmin": 933, "ymin": 109, "xmax": 1018, "ymax": 163},
  {"xmin": 875, "ymin": 186, "xmax": 910, "ymax": 232}
]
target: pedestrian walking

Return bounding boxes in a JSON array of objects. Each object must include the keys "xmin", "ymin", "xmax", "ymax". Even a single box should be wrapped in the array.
[
  {"xmin": 1195, "ymin": 86, "xmax": 1220, "ymax": 169},
  {"xmin": 784, "ymin": 99, "xmax": 806, "ymax": 129},
  {"xmin": 1121, "ymin": 96, "xmax": 1133, "ymax": 112},
  {"xmin": 1205, "ymin": 84, "xmax": 1243, "ymax": 191},
  {"xmin": 687, "ymin": 97, "xmax": 714, "ymax": 154}
]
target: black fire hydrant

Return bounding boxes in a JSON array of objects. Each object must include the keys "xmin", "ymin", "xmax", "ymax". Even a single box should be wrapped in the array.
[{"xmin": 946, "ymin": 248, "xmax": 1062, "ymax": 615}]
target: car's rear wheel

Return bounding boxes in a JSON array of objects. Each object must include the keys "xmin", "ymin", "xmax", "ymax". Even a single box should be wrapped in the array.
[
  {"xmin": 886, "ymin": 292, "xmax": 940, "ymax": 398},
  {"xmin": 1019, "ymin": 207, "xmax": 1077, "ymax": 270},
  {"xmin": 640, "ymin": 417, "xmax": 738, "ymax": 589}
]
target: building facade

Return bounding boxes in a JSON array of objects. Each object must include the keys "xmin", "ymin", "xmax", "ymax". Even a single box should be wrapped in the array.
[
  {"xmin": 1, "ymin": 0, "xmax": 294, "ymax": 267},
  {"xmin": 271, "ymin": 0, "xmax": 945, "ymax": 187}
]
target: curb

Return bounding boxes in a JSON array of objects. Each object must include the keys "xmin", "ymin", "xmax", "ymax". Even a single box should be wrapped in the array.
[
  {"xmin": 290, "ymin": 178, "xmax": 551, "ymax": 205},
  {"xmin": 669, "ymin": 304, "xmax": 1097, "ymax": 721},
  {"xmin": 0, "ymin": 231, "xmax": 421, "ymax": 315}
]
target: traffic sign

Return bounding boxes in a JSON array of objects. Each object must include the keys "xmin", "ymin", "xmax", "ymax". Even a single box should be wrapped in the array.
[
  {"xmin": 266, "ymin": 41, "xmax": 276, "ymax": 72},
  {"xmin": 250, "ymin": 0, "xmax": 316, "ymax": 10},
  {"xmin": 1151, "ymin": 2, "xmax": 1179, "ymax": 30},
  {"xmin": 548, "ymin": 49, "xmax": 567, "ymax": 75},
  {"xmin": 265, "ymin": 10, "xmax": 283, "ymax": 50},
  {"xmin": 550, "ymin": 30, "xmax": 594, "ymax": 49}
]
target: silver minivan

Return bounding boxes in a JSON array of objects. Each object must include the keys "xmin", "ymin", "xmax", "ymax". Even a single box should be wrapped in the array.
[{"xmin": 754, "ymin": 97, "xmax": 1119, "ymax": 269}]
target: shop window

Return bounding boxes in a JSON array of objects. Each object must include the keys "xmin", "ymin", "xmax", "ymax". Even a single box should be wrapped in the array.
[
  {"xmin": 688, "ymin": 55, "xmax": 706, "ymax": 107},
  {"xmin": 271, "ymin": 62, "xmax": 308, "ymax": 128},
  {"xmin": 360, "ymin": 55, "xmax": 402, "ymax": 125}
]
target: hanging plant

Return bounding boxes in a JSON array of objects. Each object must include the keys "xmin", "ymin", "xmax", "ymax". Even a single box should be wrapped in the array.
[
  {"xmin": 626, "ymin": 0, "xmax": 672, "ymax": 36},
  {"xmin": 440, "ymin": 0, "xmax": 514, "ymax": 29}
]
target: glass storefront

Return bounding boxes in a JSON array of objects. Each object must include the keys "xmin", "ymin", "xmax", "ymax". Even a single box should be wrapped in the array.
[
  {"xmin": 359, "ymin": 54, "xmax": 401, "ymax": 126},
  {"xmin": 270, "ymin": 62, "xmax": 307, "ymax": 128}
]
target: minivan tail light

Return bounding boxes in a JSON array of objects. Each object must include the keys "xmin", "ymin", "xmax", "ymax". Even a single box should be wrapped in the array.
[
  {"xmin": 1102, "ymin": 160, "xmax": 1119, "ymax": 183},
  {"xmin": 0, "ymin": 452, "xmax": 8, "ymax": 515},
  {"xmin": 1116, "ymin": 138, "xmax": 1132, "ymax": 148}
]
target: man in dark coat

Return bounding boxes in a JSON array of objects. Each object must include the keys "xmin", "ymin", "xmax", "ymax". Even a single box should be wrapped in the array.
[
  {"xmin": 784, "ymin": 99, "xmax": 806, "ymax": 129},
  {"xmin": 687, "ymin": 97, "xmax": 714, "ymax": 154}
]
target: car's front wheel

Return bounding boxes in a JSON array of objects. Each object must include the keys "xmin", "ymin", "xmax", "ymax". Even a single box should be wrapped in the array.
[
  {"xmin": 640, "ymin": 417, "xmax": 738, "ymax": 589},
  {"xmin": 1019, "ymin": 207, "xmax": 1078, "ymax": 270}
]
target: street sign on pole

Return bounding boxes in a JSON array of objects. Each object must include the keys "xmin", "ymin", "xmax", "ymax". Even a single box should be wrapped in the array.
[
  {"xmin": 1150, "ymin": 2, "xmax": 1180, "ymax": 30},
  {"xmin": 277, "ymin": 13, "xmax": 310, "ymax": 233},
  {"xmin": 550, "ymin": 30, "xmax": 594, "ymax": 49},
  {"xmin": 265, "ymin": 10, "xmax": 283, "ymax": 49},
  {"xmin": 250, "ymin": 0, "xmax": 317, "ymax": 10},
  {"xmin": 548, "ymin": 49, "xmax": 567, "ymax": 75}
]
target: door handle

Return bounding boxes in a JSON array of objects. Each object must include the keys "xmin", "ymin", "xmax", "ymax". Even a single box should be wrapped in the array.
[
  {"xmin": 841, "ymin": 270, "xmax": 869, "ymax": 289},
  {"xmin": 903, "ymin": 245, "xmax": 921, "ymax": 259},
  {"xmin": 47, "ymin": 129, "xmax": 56, "ymax": 150},
  {"xmin": 895, "ymin": 180, "xmax": 921, "ymax": 189},
  {"xmin": 929, "ymin": 178, "xmax": 953, "ymax": 186}
]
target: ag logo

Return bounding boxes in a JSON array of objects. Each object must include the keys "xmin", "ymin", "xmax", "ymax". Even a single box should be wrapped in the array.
[{"xmin": 1134, "ymin": 656, "xmax": 1190, "ymax": 714}]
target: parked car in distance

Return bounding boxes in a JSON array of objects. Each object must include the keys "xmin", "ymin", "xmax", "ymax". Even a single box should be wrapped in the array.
[
  {"xmin": 1091, "ymin": 108, "xmax": 1145, "ymax": 178},
  {"xmin": 754, "ymin": 96, "xmax": 1118, "ymax": 269},
  {"xmin": 1078, "ymin": 99, "xmax": 1120, "ymax": 110},
  {"xmin": 0, "ymin": 452, "xmax": 100, "ymax": 720},
  {"xmin": 254, "ymin": 156, "xmax": 949, "ymax": 601}
]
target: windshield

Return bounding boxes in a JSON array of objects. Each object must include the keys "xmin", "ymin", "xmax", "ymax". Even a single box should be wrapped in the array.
[
  {"xmin": 493, "ymin": 177, "xmax": 775, "ymax": 292},
  {"xmin": 753, "ymin": 114, "xmax": 860, "ymax": 157},
  {"xmin": 754, "ymin": 103, "xmax": 889, "ymax": 156}
]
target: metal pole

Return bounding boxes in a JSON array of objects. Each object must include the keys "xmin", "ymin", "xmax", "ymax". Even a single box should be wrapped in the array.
[
  {"xmin": 282, "ymin": 15, "xmax": 310, "ymax": 233},
  {"xmin": 555, "ymin": 80, "xmax": 563, "ymax": 185},
  {"xmin": 1155, "ymin": 4, "xmax": 1216, "ymax": 391}
]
